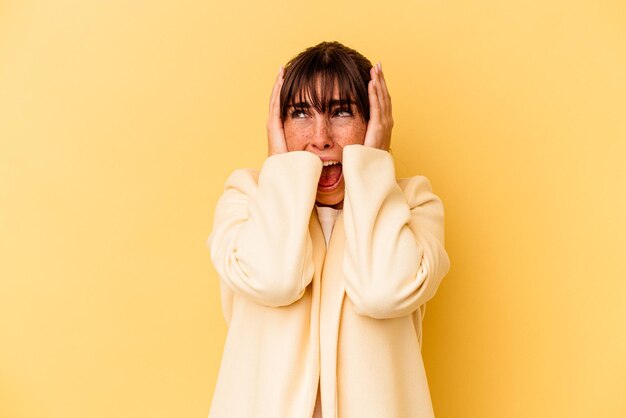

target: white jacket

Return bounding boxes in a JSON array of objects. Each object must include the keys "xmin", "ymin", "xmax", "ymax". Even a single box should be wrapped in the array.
[{"xmin": 206, "ymin": 144, "xmax": 451, "ymax": 417}]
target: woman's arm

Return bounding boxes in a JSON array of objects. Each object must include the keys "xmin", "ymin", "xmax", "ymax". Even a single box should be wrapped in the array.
[
  {"xmin": 207, "ymin": 65, "xmax": 322, "ymax": 309},
  {"xmin": 341, "ymin": 143, "xmax": 451, "ymax": 319},
  {"xmin": 206, "ymin": 150, "xmax": 323, "ymax": 308}
]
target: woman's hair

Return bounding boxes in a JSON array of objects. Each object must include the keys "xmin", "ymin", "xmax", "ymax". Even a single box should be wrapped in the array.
[{"xmin": 280, "ymin": 41, "xmax": 373, "ymax": 123}]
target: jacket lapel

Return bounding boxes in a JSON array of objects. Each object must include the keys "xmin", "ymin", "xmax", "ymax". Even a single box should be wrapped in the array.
[{"xmin": 310, "ymin": 209, "xmax": 346, "ymax": 418}]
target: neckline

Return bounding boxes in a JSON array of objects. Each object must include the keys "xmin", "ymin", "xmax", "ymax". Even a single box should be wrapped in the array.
[{"xmin": 315, "ymin": 204, "xmax": 343, "ymax": 211}]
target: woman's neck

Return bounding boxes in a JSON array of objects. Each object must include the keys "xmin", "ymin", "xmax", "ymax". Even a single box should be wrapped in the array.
[{"xmin": 316, "ymin": 201, "xmax": 343, "ymax": 210}]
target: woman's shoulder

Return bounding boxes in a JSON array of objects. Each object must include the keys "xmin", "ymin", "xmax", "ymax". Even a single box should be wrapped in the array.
[
  {"xmin": 396, "ymin": 175, "xmax": 443, "ymax": 207},
  {"xmin": 218, "ymin": 167, "xmax": 260, "ymax": 196},
  {"xmin": 226, "ymin": 167, "xmax": 260, "ymax": 182},
  {"xmin": 396, "ymin": 174, "xmax": 434, "ymax": 193}
]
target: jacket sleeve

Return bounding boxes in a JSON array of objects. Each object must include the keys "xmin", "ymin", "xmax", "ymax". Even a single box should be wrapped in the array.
[
  {"xmin": 341, "ymin": 144, "xmax": 451, "ymax": 319},
  {"xmin": 206, "ymin": 150, "xmax": 323, "ymax": 308}
]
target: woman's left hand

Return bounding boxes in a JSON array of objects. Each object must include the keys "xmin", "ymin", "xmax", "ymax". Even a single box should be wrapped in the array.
[{"xmin": 363, "ymin": 62, "xmax": 393, "ymax": 152}]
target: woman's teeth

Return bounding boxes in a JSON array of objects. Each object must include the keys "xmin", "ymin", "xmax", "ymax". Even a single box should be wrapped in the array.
[{"xmin": 322, "ymin": 161, "xmax": 341, "ymax": 166}]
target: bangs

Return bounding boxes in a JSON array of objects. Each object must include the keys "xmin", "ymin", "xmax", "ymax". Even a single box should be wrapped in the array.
[
  {"xmin": 279, "ymin": 44, "xmax": 371, "ymax": 122},
  {"xmin": 288, "ymin": 67, "xmax": 357, "ymax": 115}
]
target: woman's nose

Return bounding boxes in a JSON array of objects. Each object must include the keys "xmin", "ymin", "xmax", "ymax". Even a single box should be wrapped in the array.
[{"xmin": 311, "ymin": 117, "xmax": 333, "ymax": 150}]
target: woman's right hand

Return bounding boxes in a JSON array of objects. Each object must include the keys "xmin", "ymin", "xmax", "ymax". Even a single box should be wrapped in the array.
[{"xmin": 266, "ymin": 66, "xmax": 289, "ymax": 157}]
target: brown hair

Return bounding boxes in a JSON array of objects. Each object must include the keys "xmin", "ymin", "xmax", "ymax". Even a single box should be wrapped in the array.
[{"xmin": 279, "ymin": 41, "xmax": 373, "ymax": 123}]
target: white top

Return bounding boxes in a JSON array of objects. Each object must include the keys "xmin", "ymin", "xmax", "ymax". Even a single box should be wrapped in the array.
[
  {"xmin": 312, "ymin": 204, "xmax": 342, "ymax": 418},
  {"xmin": 315, "ymin": 205, "xmax": 342, "ymax": 247}
]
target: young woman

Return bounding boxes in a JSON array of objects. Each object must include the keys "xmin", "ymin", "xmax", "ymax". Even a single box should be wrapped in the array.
[{"xmin": 206, "ymin": 41, "xmax": 451, "ymax": 418}]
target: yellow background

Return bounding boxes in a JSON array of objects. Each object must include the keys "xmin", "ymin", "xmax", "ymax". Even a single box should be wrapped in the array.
[{"xmin": 1, "ymin": 0, "xmax": 625, "ymax": 417}]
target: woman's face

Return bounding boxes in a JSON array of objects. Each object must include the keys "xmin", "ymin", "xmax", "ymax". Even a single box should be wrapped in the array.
[{"xmin": 283, "ymin": 79, "xmax": 367, "ymax": 209}]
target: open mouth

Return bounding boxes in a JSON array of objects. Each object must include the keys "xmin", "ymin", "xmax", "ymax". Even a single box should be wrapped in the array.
[{"xmin": 318, "ymin": 162, "xmax": 343, "ymax": 191}]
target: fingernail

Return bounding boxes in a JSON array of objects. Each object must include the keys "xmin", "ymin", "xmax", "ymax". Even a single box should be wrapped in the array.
[{"xmin": 378, "ymin": 61, "xmax": 382, "ymax": 71}]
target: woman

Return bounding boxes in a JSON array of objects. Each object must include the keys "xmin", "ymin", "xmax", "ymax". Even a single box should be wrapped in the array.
[{"xmin": 206, "ymin": 41, "xmax": 451, "ymax": 418}]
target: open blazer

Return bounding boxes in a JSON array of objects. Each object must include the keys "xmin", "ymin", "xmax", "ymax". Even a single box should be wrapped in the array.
[{"xmin": 206, "ymin": 144, "xmax": 451, "ymax": 418}]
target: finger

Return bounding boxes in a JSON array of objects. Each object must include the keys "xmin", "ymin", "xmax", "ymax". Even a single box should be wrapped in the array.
[
  {"xmin": 269, "ymin": 67, "xmax": 284, "ymax": 123},
  {"xmin": 372, "ymin": 63, "xmax": 387, "ymax": 116},
  {"xmin": 270, "ymin": 83, "xmax": 284, "ymax": 131},
  {"xmin": 271, "ymin": 65, "xmax": 284, "ymax": 111},
  {"xmin": 368, "ymin": 74, "xmax": 380, "ymax": 124},
  {"xmin": 377, "ymin": 63, "xmax": 390, "ymax": 102},
  {"xmin": 375, "ymin": 63, "xmax": 393, "ymax": 123},
  {"xmin": 269, "ymin": 66, "xmax": 283, "ymax": 111},
  {"xmin": 267, "ymin": 67, "xmax": 287, "ymax": 155},
  {"xmin": 274, "ymin": 72, "xmax": 285, "ymax": 123}
]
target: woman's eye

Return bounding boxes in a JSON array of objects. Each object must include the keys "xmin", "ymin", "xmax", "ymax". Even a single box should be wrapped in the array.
[
  {"xmin": 291, "ymin": 109, "xmax": 307, "ymax": 118},
  {"xmin": 334, "ymin": 108, "xmax": 353, "ymax": 117}
]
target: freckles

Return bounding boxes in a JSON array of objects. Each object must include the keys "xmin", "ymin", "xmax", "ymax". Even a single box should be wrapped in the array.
[
  {"xmin": 285, "ymin": 129, "xmax": 311, "ymax": 150},
  {"xmin": 340, "ymin": 125, "xmax": 367, "ymax": 145}
]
